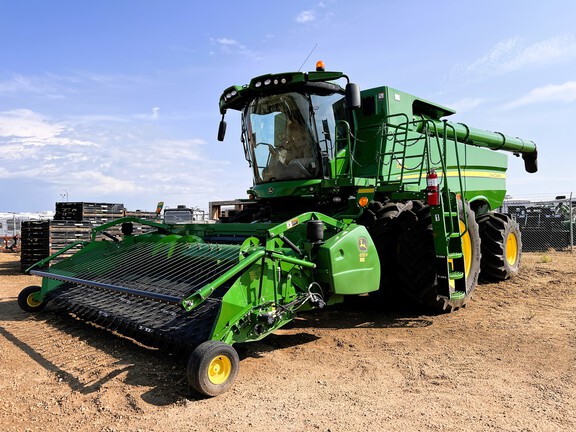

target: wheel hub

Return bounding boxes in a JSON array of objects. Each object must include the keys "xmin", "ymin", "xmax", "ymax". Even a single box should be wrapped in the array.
[
  {"xmin": 27, "ymin": 294, "xmax": 42, "ymax": 308},
  {"xmin": 506, "ymin": 232, "xmax": 519, "ymax": 266},
  {"xmin": 208, "ymin": 355, "xmax": 232, "ymax": 385}
]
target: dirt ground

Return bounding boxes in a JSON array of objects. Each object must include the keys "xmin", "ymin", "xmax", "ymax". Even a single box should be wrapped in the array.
[{"xmin": 1, "ymin": 251, "xmax": 575, "ymax": 432}]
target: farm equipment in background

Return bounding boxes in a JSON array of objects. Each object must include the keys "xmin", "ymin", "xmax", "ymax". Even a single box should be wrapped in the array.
[
  {"xmin": 505, "ymin": 196, "xmax": 575, "ymax": 251},
  {"xmin": 1, "ymin": 214, "xmax": 22, "ymax": 252},
  {"xmin": 163, "ymin": 205, "xmax": 208, "ymax": 224},
  {"xmin": 1, "ymin": 235, "xmax": 20, "ymax": 253},
  {"xmin": 19, "ymin": 61, "xmax": 538, "ymax": 397}
]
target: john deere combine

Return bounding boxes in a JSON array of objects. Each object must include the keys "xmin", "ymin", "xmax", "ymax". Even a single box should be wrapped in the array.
[{"xmin": 19, "ymin": 61, "xmax": 538, "ymax": 397}]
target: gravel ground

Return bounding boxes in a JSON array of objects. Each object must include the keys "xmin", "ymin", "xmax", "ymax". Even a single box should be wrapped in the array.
[{"xmin": 1, "ymin": 251, "xmax": 575, "ymax": 432}]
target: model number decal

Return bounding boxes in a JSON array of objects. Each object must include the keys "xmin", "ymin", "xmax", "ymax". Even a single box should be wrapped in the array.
[{"xmin": 286, "ymin": 218, "xmax": 299, "ymax": 229}]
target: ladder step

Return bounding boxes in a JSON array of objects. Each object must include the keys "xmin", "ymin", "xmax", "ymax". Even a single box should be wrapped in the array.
[
  {"xmin": 449, "ymin": 232, "xmax": 461, "ymax": 238},
  {"xmin": 450, "ymin": 291, "xmax": 466, "ymax": 300},
  {"xmin": 449, "ymin": 271, "xmax": 464, "ymax": 280},
  {"xmin": 448, "ymin": 252, "xmax": 463, "ymax": 260}
]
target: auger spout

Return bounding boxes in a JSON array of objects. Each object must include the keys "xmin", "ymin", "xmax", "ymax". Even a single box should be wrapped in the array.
[{"xmin": 424, "ymin": 119, "xmax": 538, "ymax": 173}]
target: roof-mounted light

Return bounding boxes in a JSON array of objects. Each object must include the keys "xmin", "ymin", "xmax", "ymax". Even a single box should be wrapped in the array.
[
  {"xmin": 316, "ymin": 60, "xmax": 325, "ymax": 72},
  {"xmin": 223, "ymin": 90, "xmax": 238, "ymax": 101}
]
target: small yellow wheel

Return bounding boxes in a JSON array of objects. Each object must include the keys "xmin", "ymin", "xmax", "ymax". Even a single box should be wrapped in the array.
[
  {"xmin": 187, "ymin": 341, "xmax": 239, "ymax": 397},
  {"xmin": 18, "ymin": 285, "xmax": 46, "ymax": 312}
]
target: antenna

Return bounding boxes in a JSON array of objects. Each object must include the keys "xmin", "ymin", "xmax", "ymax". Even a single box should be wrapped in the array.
[{"xmin": 297, "ymin": 43, "xmax": 318, "ymax": 72}]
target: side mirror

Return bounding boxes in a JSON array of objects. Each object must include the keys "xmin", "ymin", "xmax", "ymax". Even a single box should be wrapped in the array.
[
  {"xmin": 321, "ymin": 119, "xmax": 331, "ymax": 143},
  {"xmin": 217, "ymin": 120, "xmax": 227, "ymax": 141},
  {"xmin": 345, "ymin": 83, "xmax": 361, "ymax": 110}
]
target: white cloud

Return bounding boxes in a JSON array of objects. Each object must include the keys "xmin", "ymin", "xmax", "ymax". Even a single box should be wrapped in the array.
[
  {"xmin": 64, "ymin": 171, "xmax": 140, "ymax": 194},
  {"xmin": 503, "ymin": 81, "xmax": 576, "ymax": 109},
  {"xmin": 132, "ymin": 107, "xmax": 161, "ymax": 121},
  {"xmin": 211, "ymin": 37, "xmax": 259, "ymax": 59},
  {"xmin": 0, "ymin": 75, "xmax": 56, "ymax": 94},
  {"xmin": 0, "ymin": 109, "xmax": 66, "ymax": 140},
  {"xmin": 0, "ymin": 107, "xmax": 248, "ymax": 210},
  {"xmin": 296, "ymin": 10, "xmax": 316, "ymax": 23},
  {"xmin": 450, "ymin": 34, "xmax": 576, "ymax": 80},
  {"xmin": 216, "ymin": 37, "xmax": 242, "ymax": 47},
  {"xmin": 0, "ymin": 71, "xmax": 150, "ymax": 102}
]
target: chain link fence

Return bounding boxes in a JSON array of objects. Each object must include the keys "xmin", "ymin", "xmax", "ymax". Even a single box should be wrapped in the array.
[{"xmin": 500, "ymin": 194, "xmax": 575, "ymax": 252}]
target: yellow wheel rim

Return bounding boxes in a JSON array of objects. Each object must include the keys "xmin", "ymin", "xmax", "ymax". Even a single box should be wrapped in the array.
[
  {"xmin": 208, "ymin": 355, "xmax": 232, "ymax": 385},
  {"xmin": 505, "ymin": 232, "xmax": 519, "ymax": 266},
  {"xmin": 460, "ymin": 220, "xmax": 472, "ymax": 276},
  {"xmin": 27, "ymin": 293, "xmax": 42, "ymax": 308}
]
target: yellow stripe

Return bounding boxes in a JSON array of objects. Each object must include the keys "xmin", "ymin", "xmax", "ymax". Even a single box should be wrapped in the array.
[
  {"xmin": 402, "ymin": 170, "xmax": 506, "ymax": 180},
  {"xmin": 358, "ymin": 188, "xmax": 375, "ymax": 193}
]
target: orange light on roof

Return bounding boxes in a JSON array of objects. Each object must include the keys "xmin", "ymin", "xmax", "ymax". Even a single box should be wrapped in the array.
[
  {"xmin": 316, "ymin": 60, "xmax": 325, "ymax": 72},
  {"xmin": 358, "ymin": 196, "xmax": 369, "ymax": 207}
]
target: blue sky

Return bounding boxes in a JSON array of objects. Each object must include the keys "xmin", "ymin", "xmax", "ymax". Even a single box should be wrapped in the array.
[{"xmin": 1, "ymin": 1, "xmax": 575, "ymax": 212}]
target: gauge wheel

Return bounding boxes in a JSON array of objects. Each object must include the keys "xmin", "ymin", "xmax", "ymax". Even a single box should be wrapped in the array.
[
  {"xmin": 18, "ymin": 285, "xmax": 46, "ymax": 312},
  {"xmin": 187, "ymin": 341, "xmax": 239, "ymax": 397}
]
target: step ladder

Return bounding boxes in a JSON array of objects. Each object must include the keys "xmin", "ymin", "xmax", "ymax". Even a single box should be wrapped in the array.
[{"xmin": 430, "ymin": 192, "xmax": 468, "ymax": 301}]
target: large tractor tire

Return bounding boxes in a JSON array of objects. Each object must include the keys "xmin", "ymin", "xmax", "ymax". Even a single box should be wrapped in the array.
[
  {"xmin": 477, "ymin": 212, "xmax": 522, "ymax": 281},
  {"xmin": 395, "ymin": 200, "xmax": 481, "ymax": 312},
  {"xmin": 358, "ymin": 200, "xmax": 412, "ymax": 301}
]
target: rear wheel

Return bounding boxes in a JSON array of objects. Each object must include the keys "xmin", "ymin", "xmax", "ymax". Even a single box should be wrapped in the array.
[
  {"xmin": 187, "ymin": 341, "xmax": 239, "ymax": 397},
  {"xmin": 18, "ymin": 285, "xmax": 46, "ymax": 312},
  {"xmin": 395, "ymin": 200, "xmax": 481, "ymax": 312},
  {"xmin": 477, "ymin": 212, "xmax": 522, "ymax": 281}
]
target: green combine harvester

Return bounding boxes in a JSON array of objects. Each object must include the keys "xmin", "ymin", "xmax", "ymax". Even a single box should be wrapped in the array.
[{"xmin": 19, "ymin": 61, "xmax": 538, "ymax": 397}]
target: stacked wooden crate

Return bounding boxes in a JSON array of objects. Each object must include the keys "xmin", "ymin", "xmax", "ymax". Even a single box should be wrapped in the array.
[
  {"xmin": 123, "ymin": 210, "xmax": 158, "ymax": 235},
  {"xmin": 20, "ymin": 220, "xmax": 50, "ymax": 272},
  {"xmin": 52, "ymin": 202, "xmax": 126, "ymax": 263},
  {"xmin": 20, "ymin": 203, "xmax": 161, "ymax": 271},
  {"xmin": 20, "ymin": 202, "xmax": 124, "ymax": 270},
  {"xmin": 48, "ymin": 220, "xmax": 94, "ymax": 265},
  {"xmin": 54, "ymin": 202, "xmax": 125, "ymax": 223}
]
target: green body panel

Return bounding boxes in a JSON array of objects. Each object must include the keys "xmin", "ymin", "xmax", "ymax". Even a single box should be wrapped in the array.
[
  {"xmin": 211, "ymin": 254, "xmax": 307, "ymax": 344},
  {"xmin": 316, "ymin": 224, "xmax": 380, "ymax": 295}
]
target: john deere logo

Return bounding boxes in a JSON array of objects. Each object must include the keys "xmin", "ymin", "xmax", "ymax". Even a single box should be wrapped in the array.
[
  {"xmin": 267, "ymin": 187, "xmax": 274, "ymax": 195},
  {"xmin": 358, "ymin": 237, "xmax": 368, "ymax": 252}
]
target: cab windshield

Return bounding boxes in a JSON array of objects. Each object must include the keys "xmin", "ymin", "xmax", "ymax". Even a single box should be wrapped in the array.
[{"xmin": 244, "ymin": 91, "xmax": 346, "ymax": 183}]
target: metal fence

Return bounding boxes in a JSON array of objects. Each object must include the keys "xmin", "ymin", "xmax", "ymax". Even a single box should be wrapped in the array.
[{"xmin": 500, "ymin": 194, "xmax": 575, "ymax": 252}]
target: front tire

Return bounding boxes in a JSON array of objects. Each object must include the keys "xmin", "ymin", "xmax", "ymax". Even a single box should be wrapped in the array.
[
  {"xmin": 477, "ymin": 212, "xmax": 522, "ymax": 281},
  {"xmin": 395, "ymin": 200, "xmax": 481, "ymax": 312},
  {"xmin": 358, "ymin": 200, "xmax": 412, "ymax": 301},
  {"xmin": 187, "ymin": 341, "xmax": 239, "ymax": 397}
]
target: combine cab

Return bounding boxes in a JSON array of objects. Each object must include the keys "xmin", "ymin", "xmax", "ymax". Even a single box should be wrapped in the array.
[{"xmin": 19, "ymin": 61, "xmax": 538, "ymax": 397}]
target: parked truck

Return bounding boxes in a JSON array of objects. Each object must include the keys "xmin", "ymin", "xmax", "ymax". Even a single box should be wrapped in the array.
[{"xmin": 19, "ymin": 61, "xmax": 537, "ymax": 397}]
